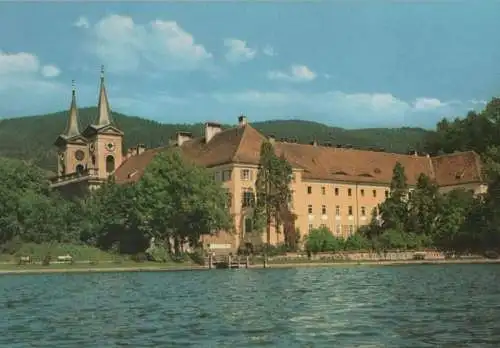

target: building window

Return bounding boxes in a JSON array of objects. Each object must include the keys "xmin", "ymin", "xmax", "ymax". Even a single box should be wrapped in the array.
[
  {"xmin": 225, "ymin": 190, "xmax": 232, "ymax": 209},
  {"xmin": 321, "ymin": 186, "xmax": 326, "ymax": 195},
  {"xmin": 75, "ymin": 164, "xmax": 85, "ymax": 175},
  {"xmin": 291, "ymin": 173, "xmax": 296, "ymax": 182},
  {"xmin": 360, "ymin": 189, "xmax": 365, "ymax": 197},
  {"xmin": 320, "ymin": 224, "xmax": 326, "ymax": 229},
  {"xmin": 342, "ymin": 225, "xmax": 349, "ymax": 238},
  {"xmin": 241, "ymin": 169, "xmax": 252, "ymax": 181},
  {"xmin": 322, "ymin": 205, "xmax": 327, "ymax": 215},
  {"xmin": 214, "ymin": 171, "xmax": 221, "ymax": 181},
  {"xmin": 242, "ymin": 189, "xmax": 255, "ymax": 208},
  {"xmin": 288, "ymin": 190, "xmax": 295, "ymax": 210},
  {"xmin": 361, "ymin": 206, "xmax": 366, "ymax": 216},
  {"xmin": 335, "ymin": 205, "xmax": 340, "ymax": 216},
  {"xmin": 385, "ymin": 190, "xmax": 389, "ymax": 198},
  {"xmin": 348, "ymin": 206, "xmax": 353, "ymax": 216},
  {"xmin": 335, "ymin": 224, "xmax": 341, "ymax": 235},
  {"xmin": 307, "ymin": 186, "xmax": 312, "ymax": 194},
  {"xmin": 348, "ymin": 188, "xmax": 352, "ymax": 196},
  {"xmin": 244, "ymin": 217, "xmax": 253, "ymax": 234},
  {"xmin": 335, "ymin": 187, "xmax": 339, "ymax": 196},
  {"xmin": 222, "ymin": 170, "xmax": 232, "ymax": 181},
  {"xmin": 372, "ymin": 189, "xmax": 377, "ymax": 198},
  {"xmin": 308, "ymin": 224, "xmax": 313, "ymax": 232},
  {"xmin": 348, "ymin": 225, "xmax": 354, "ymax": 235},
  {"xmin": 308, "ymin": 205, "xmax": 313, "ymax": 214},
  {"xmin": 105, "ymin": 155, "xmax": 115, "ymax": 174}
]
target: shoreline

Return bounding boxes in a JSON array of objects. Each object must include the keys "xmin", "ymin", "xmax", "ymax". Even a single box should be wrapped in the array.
[{"xmin": 1, "ymin": 258, "xmax": 499, "ymax": 275}]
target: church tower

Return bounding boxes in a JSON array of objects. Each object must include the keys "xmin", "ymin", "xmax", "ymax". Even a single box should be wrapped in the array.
[
  {"xmin": 82, "ymin": 66, "xmax": 124, "ymax": 180},
  {"xmin": 54, "ymin": 81, "xmax": 89, "ymax": 177}
]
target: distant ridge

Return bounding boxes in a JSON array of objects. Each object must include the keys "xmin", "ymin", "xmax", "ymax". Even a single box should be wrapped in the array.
[{"xmin": 0, "ymin": 107, "xmax": 430, "ymax": 171}]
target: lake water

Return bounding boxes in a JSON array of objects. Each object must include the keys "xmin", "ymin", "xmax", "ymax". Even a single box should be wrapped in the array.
[{"xmin": 1, "ymin": 264, "xmax": 500, "ymax": 347}]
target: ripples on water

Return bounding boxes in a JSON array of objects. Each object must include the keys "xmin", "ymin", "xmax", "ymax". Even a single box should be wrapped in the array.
[{"xmin": 1, "ymin": 264, "xmax": 500, "ymax": 347}]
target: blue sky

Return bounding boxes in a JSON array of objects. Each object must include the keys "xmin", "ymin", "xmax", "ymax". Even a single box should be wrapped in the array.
[{"xmin": 0, "ymin": 1, "xmax": 499, "ymax": 129}]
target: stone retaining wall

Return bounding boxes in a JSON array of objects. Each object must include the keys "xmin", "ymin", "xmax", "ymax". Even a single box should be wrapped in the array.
[{"xmin": 272, "ymin": 250, "xmax": 447, "ymax": 262}]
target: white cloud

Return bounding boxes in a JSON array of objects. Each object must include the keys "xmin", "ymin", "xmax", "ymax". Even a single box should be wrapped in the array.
[
  {"xmin": 262, "ymin": 45, "xmax": 276, "ymax": 57},
  {"xmin": 223, "ymin": 38, "xmax": 256, "ymax": 64},
  {"xmin": 0, "ymin": 51, "xmax": 67, "ymax": 117},
  {"xmin": 41, "ymin": 65, "xmax": 61, "ymax": 78},
  {"xmin": 74, "ymin": 16, "xmax": 90, "ymax": 29},
  {"xmin": 84, "ymin": 14, "xmax": 212, "ymax": 73},
  {"xmin": 413, "ymin": 97, "xmax": 444, "ymax": 110},
  {"xmin": 267, "ymin": 64, "xmax": 317, "ymax": 83},
  {"xmin": 208, "ymin": 89, "xmax": 477, "ymax": 128},
  {"xmin": 0, "ymin": 51, "xmax": 39, "ymax": 75}
]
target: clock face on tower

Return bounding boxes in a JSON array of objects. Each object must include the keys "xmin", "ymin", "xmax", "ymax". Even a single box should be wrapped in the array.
[
  {"xmin": 106, "ymin": 142, "xmax": 116, "ymax": 152},
  {"xmin": 74, "ymin": 150, "xmax": 85, "ymax": 161}
]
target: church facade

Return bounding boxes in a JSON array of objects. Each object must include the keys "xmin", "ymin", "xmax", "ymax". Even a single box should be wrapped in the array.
[
  {"xmin": 51, "ymin": 70, "xmax": 487, "ymax": 251},
  {"xmin": 50, "ymin": 67, "xmax": 124, "ymax": 197}
]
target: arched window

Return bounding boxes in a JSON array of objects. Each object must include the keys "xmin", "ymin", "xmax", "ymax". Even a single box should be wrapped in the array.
[
  {"xmin": 106, "ymin": 155, "xmax": 115, "ymax": 174},
  {"xmin": 75, "ymin": 164, "xmax": 85, "ymax": 175}
]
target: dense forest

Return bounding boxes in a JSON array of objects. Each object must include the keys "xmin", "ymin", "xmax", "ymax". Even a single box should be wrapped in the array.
[{"xmin": 0, "ymin": 107, "xmax": 429, "ymax": 171}]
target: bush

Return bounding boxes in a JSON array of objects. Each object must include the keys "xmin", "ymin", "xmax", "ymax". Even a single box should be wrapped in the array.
[
  {"xmin": 484, "ymin": 250, "xmax": 499, "ymax": 259},
  {"xmin": 188, "ymin": 250, "xmax": 205, "ymax": 265},
  {"xmin": 42, "ymin": 254, "xmax": 51, "ymax": 266},
  {"xmin": 305, "ymin": 227, "xmax": 344, "ymax": 253},
  {"xmin": 146, "ymin": 245, "xmax": 169, "ymax": 262},
  {"xmin": 130, "ymin": 252, "xmax": 148, "ymax": 263},
  {"xmin": 344, "ymin": 233, "xmax": 371, "ymax": 251}
]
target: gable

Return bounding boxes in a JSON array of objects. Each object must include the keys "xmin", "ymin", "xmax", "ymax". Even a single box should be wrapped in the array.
[{"xmin": 54, "ymin": 134, "xmax": 88, "ymax": 147}]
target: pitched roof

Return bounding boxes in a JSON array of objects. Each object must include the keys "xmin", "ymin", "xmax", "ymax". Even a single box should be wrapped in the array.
[
  {"xmin": 114, "ymin": 122, "xmax": 484, "ymax": 187},
  {"xmin": 274, "ymin": 142, "xmax": 434, "ymax": 185},
  {"xmin": 114, "ymin": 124, "xmax": 264, "ymax": 184},
  {"xmin": 431, "ymin": 151, "xmax": 483, "ymax": 187}
]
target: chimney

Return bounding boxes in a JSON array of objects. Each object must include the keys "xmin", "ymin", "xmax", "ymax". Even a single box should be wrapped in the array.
[
  {"xmin": 126, "ymin": 148, "xmax": 134, "ymax": 159},
  {"xmin": 238, "ymin": 114, "xmax": 248, "ymax": 127},
  {"xmin": 176, "ymin": 131, "xmax": 193, "ymax": 147},
  {"xmin": 136, "ymin": 143, "xmax": 146, "ymax": 155},
  {"xmin": 268, "ymin": 134, "xmax": 276, "ymax": 144},
  {"xmin": 309, "ymin": 140, "xmax": 318, "ymax": 146},
  {"xmin": 205, "ymin": 122, "xmax": 222, "ymax": 143}
]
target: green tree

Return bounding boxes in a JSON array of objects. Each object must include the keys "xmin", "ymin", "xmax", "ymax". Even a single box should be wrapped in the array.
[
  {"xmin": 253, "ymin": 141, "xmax": 293, "ymax": 247},
  {"xmin": 406, "ymin": 173, "xmax": 441, "ymax": 236},
  {"xmin": 434, "ymin": 189, "xmax": 476, "ymax": 252},
  {"xmin": 136, "ymin": 151, "xmax": 233, "ymax": 254},
  {"xmin": 80, "ymin": 180, "xmax": 146, "ymax": 253},
  {"xmin": 378, "ymin": 162, "xmax": 409, "ymax": 232}
]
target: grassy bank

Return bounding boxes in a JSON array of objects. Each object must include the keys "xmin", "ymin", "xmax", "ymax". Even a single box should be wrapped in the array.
[{"xmin": 0, "ymin": 242, "xmax": 121, "ymax": 263}]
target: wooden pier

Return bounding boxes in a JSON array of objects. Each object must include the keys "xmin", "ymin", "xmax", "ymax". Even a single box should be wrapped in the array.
[{"xmin": 208, "ymin": 254, "xmax": 251, "ymax": 269}]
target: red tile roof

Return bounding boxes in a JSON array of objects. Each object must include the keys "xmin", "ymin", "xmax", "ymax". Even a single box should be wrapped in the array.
[{"xmin": 114, "ymin": 123, "xmax": 484, "ymax": 187}]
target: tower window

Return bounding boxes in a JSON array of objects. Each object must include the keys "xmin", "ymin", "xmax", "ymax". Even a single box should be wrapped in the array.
[
  {"xmin": 106, "ymin": 155, "xmax": 115, "ymax": 174},
  {"xmin": 75, "ymin": 164, "xmax": 85, "ymax": 175}
]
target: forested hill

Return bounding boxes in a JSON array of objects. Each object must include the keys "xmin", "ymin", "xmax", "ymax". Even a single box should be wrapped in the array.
[{"xmin": 0, "ymin": 107, "xmax": 430, "ymax": 171}]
